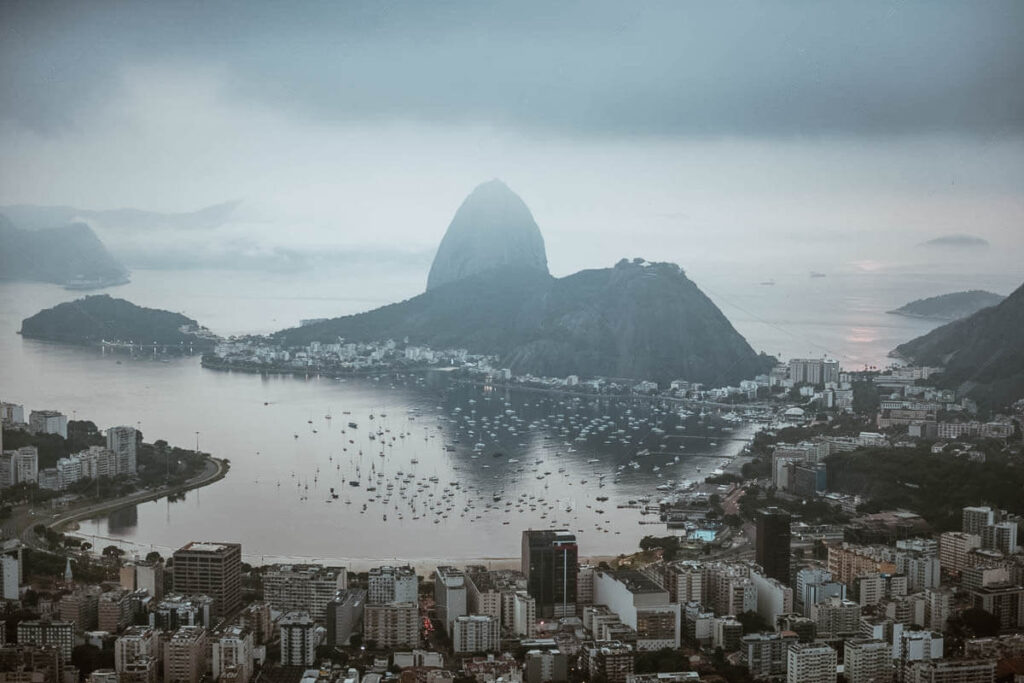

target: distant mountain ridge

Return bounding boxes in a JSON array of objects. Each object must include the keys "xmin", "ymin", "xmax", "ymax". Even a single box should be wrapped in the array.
[
  {"xmin": 887, "ymin": 290, "xmax": 1005, "ymax": 321},
  {"xmin": 893, "ymin": 280, "xmax": 1024, "ymax": 407},
  {"xmin": 276, "ymin": 181, "xmax": 773, "ymax": 386},
  {"xmin": 0, "ymin": 201, "xmax": 239, "ymax": 233},
  {"xmin": 0, "ymin": 214, "xmax": 128, "ymax": 287},
  {"xmin": 20, "ymin": 295, "xmax": 217, "ymax": 349}
]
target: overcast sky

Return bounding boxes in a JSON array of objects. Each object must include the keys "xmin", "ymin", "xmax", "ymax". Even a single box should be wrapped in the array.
[{"xmin": 2, "ymin": 0, "xmax": 1022, "ymax": 276}]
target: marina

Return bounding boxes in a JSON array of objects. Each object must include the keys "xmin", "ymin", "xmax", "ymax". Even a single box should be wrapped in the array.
[{"xmin": 76, "ymin": 370, "xmax": 759, "ymax": 566}]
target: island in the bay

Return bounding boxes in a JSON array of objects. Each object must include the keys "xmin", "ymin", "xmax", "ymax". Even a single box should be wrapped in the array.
[
  {"xmin": 20, "ymin": 295, "xmax": 218, "ymax": 352},
  {"xmin": 887, "ymin": 290, "xmax": 1005, "ymax": 321},
  {"xmin": 0, "ymin": 214, "xmax": 128, "ymax": 289}
]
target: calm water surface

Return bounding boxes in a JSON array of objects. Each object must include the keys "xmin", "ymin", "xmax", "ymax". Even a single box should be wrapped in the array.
[{"xmin": 0, "ymin": 265, "xmax": 1019, "ymax": 566}]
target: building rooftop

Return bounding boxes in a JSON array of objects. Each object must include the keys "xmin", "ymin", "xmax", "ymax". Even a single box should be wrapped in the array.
[
  {"xmin": 120, "ymin": 626, "xmax": 155, "ymax": 638},
  {"xmin": 368, "ymin": 565, "xmax": 416, "ymax": 576},
  {"xmin": 280, "ymin": 611, "xmax": 314, "ymax": 626},
  {"xmin": 177, "ymin": 541, "xmax": 237, "ymax": 553},
  {"xmin": 611, "ymin": 570, "xmax": 665, "ymax": 595},
  {"xmin": 266, "ymin": 564, "xmax": 344, "ymax": 578},
  {"xmin": 742, "ymin": 631, "xmax": 799, "ymax": 642},
  {"xmin": 169, "ymin": 626, "xmax": 206, "ymax": 642},
  {"xmin": 217, "ymin": 625, "xmax": 252, "ymax": 639}
]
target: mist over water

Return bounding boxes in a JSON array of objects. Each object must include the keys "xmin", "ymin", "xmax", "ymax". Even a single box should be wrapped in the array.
[
  {"xmin": 2, "ymin": 0, "xmax": 1023, "ymax": 565},
  {"xmin": 0, "ymin": 249, "xmax": 1019, "ymax": 565}
]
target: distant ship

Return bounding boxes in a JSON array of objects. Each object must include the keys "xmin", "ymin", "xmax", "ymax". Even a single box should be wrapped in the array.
[
  {"xmin": 810, "ymin": 271, "xmax": 827, "ymax": 278},
  {"xmin": 759, "ymin": 279, "xmax": 776, "ymax": 286}
]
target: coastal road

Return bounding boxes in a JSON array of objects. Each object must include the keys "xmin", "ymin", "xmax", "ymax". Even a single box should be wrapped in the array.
[{"xmin": 9, "ymin": 457, "xmax": 227, "ymax": 552}]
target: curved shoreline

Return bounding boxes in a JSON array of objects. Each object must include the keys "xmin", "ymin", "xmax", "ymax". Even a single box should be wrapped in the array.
[{"xmin": 22, "ymin": 456, "xmax": 228, "ymax": 546}]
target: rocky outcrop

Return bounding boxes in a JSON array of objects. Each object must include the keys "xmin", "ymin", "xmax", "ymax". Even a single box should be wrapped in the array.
[{"xmin": 426, "ymin": 179, "xmax": 548, "ymax": 291}]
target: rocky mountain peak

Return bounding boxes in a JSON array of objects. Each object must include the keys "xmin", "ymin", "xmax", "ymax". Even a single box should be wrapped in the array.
[{"xmin": 426, "ymin": 180, "xmax": 549, "ymax": 291}]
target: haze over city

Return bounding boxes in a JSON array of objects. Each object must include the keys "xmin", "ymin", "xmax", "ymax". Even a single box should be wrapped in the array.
[
  {"xmin": 2, "ymin": 1, "xmax": 1022, "ymax": 276},
  {"xmin": 2, "ymin": 3, "xmax": 1024, "ymax": 683}
]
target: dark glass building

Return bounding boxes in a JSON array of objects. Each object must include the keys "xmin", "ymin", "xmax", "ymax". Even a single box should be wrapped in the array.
[
  {"xmin": 521, "ymin": 529, "xmax": 578, "ymax": 618},
  {"xmin": 756, "ymin": 507, "xmax": 792, "ymax": 584}
]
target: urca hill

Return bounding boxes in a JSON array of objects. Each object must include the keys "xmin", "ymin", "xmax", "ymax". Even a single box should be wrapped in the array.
[
  {"xmin": 893, "ymin": 280, "xmax": 1024, "ymax": 408},
  {"xmin": 277, "ymin": 180, "xmax": 772, "ymax": 387}
]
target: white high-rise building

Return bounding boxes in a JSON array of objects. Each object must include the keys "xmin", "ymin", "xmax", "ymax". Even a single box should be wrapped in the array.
[
  {"xmin": 0, "ymin": 447, "xmax": 39, "ymax": 489},
  {"xmin": 593, "ymin": 569, "xmax": 681, "ymax": 650},
  {"xmin": 844, "ymin": 638, "xmax": 892, "ymax": 683},
  {"xmin": 811, "ymin": 597, "xmax": 861, "ymax": 639},
  {"xmin": 962, "ymin": 507, "xmax": 995, "ymax": 536},
  {"xmin": 0, "ymin": 540, "xmax": 23, "ymax": 601},
  {"xmin": 163, "ymin": 625, "xmax": 208, "ymax": 683},
  {"xmin": 106, "ymin": 426, "xmax": 138, "ymax": 476},
  {"xmin": 939, "ymin": 532, "xmax": 982, "ymax": 577},
  {"xmin": 434, "ymin": 566, "xmax": 468, "ymax": 636},
  {"xmin": 742, "ymin": 632, "xmax": 800, "ymax": 680},
  {"xmin": 897, "ymin": 552, "xmax": 941, "ymax": 592},
  {"xmin": 925, "ymin": 588, "xmax": 953, "ymax": 632},
  {"xmin": 786, "ymin": 643, "xmax": 836, "ymax": 683},
  {"xmin": 0, "ymin": 402, "xmax": 25, "ymax": 425},
  {"xmin": 367, "ymin": 565, "xmax": 418, "ymax": 604},
  {"xmin": 13, "ymin": 447, "xmax": 38, "ymax": 484},
  {"xmin": 211, "ymin": 625, "xmax": 255, "ymax": 683},
  {"xmin": 666, "ymin": 561, "xmax": 703, "ymax": 605},
  {"xmin": 905, "ymin": 659, "xmax": 997, "ymax": 683},
  {"xmin": 795, "ymin": 567, "xmax": 845, "ymax": 616},
  {"xmin": 898, "ymin": 631, "xmax": 944, "ymax": 680},
  {"xmin": 363, "ymin": 602, "xmax": 419, "ymax": 649},
  {"xmin": 576, "ymin": 564, "xmax": 596, "ymax": 606},
  {"xmin": 751, "ymin": 570, "xmax": 793, "ymax": 625},
  {"xmin": 114, "ymin": 626, "xmax": 159, "ymax": 673},
  {"xmin": 263, "ymin": 564, "xmax": 346, "ymax": 622},
  {"xmin": 29, "ymin": 410, "xmax": 67, "ymax": 438},
  {"xmin": 982, "ymin": 522, "xmax": 1018, "ymax": 555},
  {"xmin": 451, "ymin": 615, "xmax": 499, "ymax": 654},
  {"xmin": 512, "ymin": 590, "xmax": 537, "ymax": 638},
  {"xmin": 55, "ymin": 446, "xmax": 119, "ymax": 489},
  {"xmin": 788, "ymin": 359, "xmax": 839, "ymax": 386},
  {"xmin": 17, "ymin": 619, "xmax": 75, "ymax": 662},
  {"xmin": 279, "ymin": 612, "xmax": 317, "ymax": 667}
]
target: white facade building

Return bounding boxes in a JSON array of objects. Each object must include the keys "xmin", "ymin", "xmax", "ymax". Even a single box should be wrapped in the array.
[
  {"xmin": 367, "ymin": 565, "xmax": 417, "ymax": 604},
  {"xmin": 434, "ymin": 566, "xmax": 468, "ymax": 636},
  {"xmin": 786, "ymin": 643, "xmax": 836, "ymax": 683},
  {"xmin": 451, "ymin": 614, "xmax": 499, "ymax": 654},
  {"xmin": 512, "ymin": 590, "xmax": 537, "ymax": 638},
  {"xmin": 593, "ymin": 570, "xmax": 680, "ymax": 650},
  {"xmin": 114, "ymin": 626, "xmax": 159, "ymax": 673},
  {"xmin": 212, "ymin": 625, "xmax": 255, "ymax": 683},
  {"xmin": 751, "ymin": 570, "xmax": 794, "ymax": 625},
  {"xmin": 279, "ymin": 612, "xmax": 317, "ymax": 667},
  {"xmin": 29, "ymin": 410, "xmax": 67, "ymax": 438},
  {"xmin": 106, "ymin": 426, "xmax": 138, "ymax": 475},
  {"xmin": 263, "ymin": 564, "xmax": 347, "ymax": 622}
]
